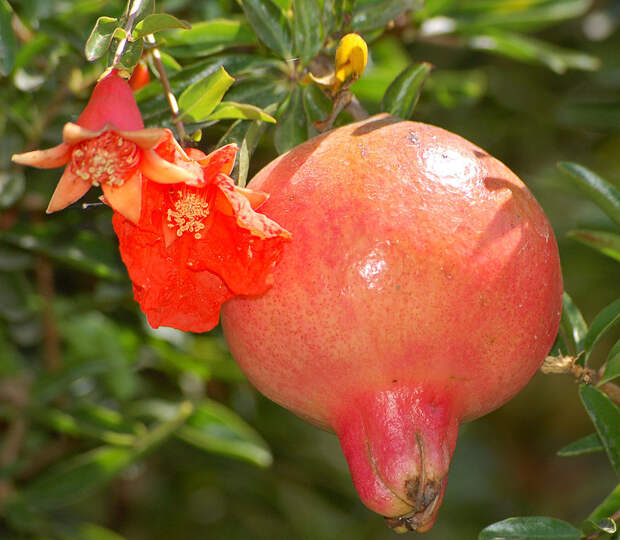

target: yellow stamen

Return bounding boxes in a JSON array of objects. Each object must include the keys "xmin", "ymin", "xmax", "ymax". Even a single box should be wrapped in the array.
[{"xmin": 167, "ymin": 190, "xmax": 210, "ymax": 239}]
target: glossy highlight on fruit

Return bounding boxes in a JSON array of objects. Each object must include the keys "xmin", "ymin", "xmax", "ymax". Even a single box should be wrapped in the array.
[{"xmin": 221, "ymin": 115, "xmax": 563, "ymax": 532}]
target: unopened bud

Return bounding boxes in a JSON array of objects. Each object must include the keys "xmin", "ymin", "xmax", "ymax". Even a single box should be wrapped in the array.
[{"xmin": 334, "ymin": 33, "xmax": 368, "ymax": 86}]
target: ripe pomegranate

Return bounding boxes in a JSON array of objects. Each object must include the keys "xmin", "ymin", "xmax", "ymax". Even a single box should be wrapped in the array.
[{"xmin": 221, "ymin": 115, "xmax": 562, "ymax": 532}]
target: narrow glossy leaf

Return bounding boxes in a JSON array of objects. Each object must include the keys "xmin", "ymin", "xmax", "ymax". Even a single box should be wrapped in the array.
[
  {"xmin": 351, "ymin": 0, "xmax": 424, "ymax": 33},
  {"xmin": 240, "ymin": 0, "xmax": 293, "ymax": 59},
  {"xmin": 557, "ymin": 433, "xmax": 604, "ymax": 456},
  {"xmin": 237, "ymin": 120, "xmax": 269, "ymax": 187},
  {"xmin": 207, "ymin": 101, "xmax": 276, "ymax": 122},
  {"xmin": 20, "ymin": 446, "xmax": 133, "ymax": 510},
  {"xmin": 559, "ymin": 292, "xmax": 587, "ymax": 360},
  {"xmin": 381, "ymin": 62, "xmax": 432, "ymax": 120},
  {"xmin": 162, "ymin": 19, "xmax": 256, "ymax": 58},
  {"xmin": 133, "ymin": 13, "xmax": 190, "ymax": 38},
  {"xmin": 274, "ymin": 87, "xmax": 307, "ymax": 154},
  {"xmin": 178, "ymin": 66, "xmax": 234, "ymax": 122},
  {"xmin": 293, "ymin": 0, "xmax": 322, "ymax": 67},
  {"xmin": 467, "ymin": 31, "xmax": 599, "ymax": 74},
  {"xmin": 0, "ymin": 0, "xmax": 16, "ymax": 75},
  {"xmin": 558, "ymin": 162, "xmax": 620, "ymax": 228},
  {"xmin": 178, "ymin": 400, "xmax": 273, "ymax": 467},
  {"xmin": 579, "ymin": 384, "xmax": 620, "ymax": 476},
  {"xmin": 584, "ymin": 484, "xmax": 620, "ymax": 536},
  {"xmin": 478, "ymin": 517, "xmax": 581, "ymax": 540},
  {"xmin": 84, "ymin": 16, "xmax": 118, "ymax": 61},
  {"xmin": 584, "ymin": 298, "xmax": 620, "ymax": 362},
  {"xmin": 600, "ymin": 340, "xmax": 620, "ymax": 386},
  {"xmin": 567, "ymin": 229, "xmax": 620, "ymax": 262}
]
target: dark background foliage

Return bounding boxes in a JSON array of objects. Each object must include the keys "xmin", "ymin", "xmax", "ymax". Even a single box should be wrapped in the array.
[{"xmin": 0, "ymin": 1, "xmax": 619, "ymax": 539}]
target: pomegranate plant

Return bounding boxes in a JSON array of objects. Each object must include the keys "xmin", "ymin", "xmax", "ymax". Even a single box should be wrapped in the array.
[{"xmin": 222, "ymin": 115, "xmax": 564, "ymax": 532}]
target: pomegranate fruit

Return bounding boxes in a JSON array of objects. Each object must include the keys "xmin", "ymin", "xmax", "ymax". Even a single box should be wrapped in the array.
[{"xmin": 221, "ymin": 115, "xmax": 562, "ymax": 532}]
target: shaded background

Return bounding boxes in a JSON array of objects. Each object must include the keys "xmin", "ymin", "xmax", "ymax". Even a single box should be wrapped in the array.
[{"xmin": 0, "ymin": 0, "xmax": 619, "ymax": 538}]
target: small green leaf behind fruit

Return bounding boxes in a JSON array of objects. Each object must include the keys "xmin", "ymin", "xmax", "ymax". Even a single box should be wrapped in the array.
[
  {"xmin": 599, "ymin": 340, "xmax": 620, "ymax": 386},
  {"xmin": 556, "ymin": 433, "xmax": 604, "ymax": 457},
  {"xmin": 240, "ymin": 0, "xmax": 293, "ymax": 59},
  {"xmin": 84, "ymin": 16, "xmax": 119, "ymax": 61},
  {"xmin": 381, "ymin": 62, "xmax": 433, "ymax": 120},
  {"xmin": 178, "ymin": 66, "xmax": 235, "ymax": 122},
  {"xmin": 567, "ymin": 229, "xmax": 620, "ymax": 263},
  {"xmin": 132, "ymin": 13, "xmax": 190, "ymax": 38}
]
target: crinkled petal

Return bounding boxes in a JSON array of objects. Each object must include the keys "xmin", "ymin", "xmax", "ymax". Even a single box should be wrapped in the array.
[
  {"xmin": 101, "ymin": 169, "xmax": 142, "ymax": 224},
  {"xmin": 233, "ymin": 186, "xmax": 269, "ymax": 210},
  {"xmin": 184, "ymin": 174, "xmax": 291, "ymax": 295},
  {"xmin": 141, "ymin": 148, "xmax": 200, "ymax": 184},
  {"xmin": 214, "ymin": 174, "xmax": 291, "ymax": 240},
  {"xmin": 113, "ymin": 212, "xmax": 232, "ymax": 332},
  {"xmin": 46, "ymin": 165, "xmax": 91, "ymax": 213},
  {"xmin": 194, "ymin": 144, "xmax": 238, "ymax": 178},
  {"xmin": 12, "ymin": 142, "xmax": 72, "ymax": 169}
]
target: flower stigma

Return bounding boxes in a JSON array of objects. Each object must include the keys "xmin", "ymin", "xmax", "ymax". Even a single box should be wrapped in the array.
[{"xmin": 71, "ymin": 132, "xmax": 140, "ymax": 187}]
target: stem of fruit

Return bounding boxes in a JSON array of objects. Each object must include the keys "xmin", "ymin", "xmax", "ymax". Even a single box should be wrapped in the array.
[
  {"xmin": 145, "ymin": 34, "xmax": 188, "ymax": 143},
  {"xmin": 332, "ymin": 387, "xmax": 459, "ymax": 533},
  {"xmin": 112, "ymin": 0, "xmax": 144, "ymax": 69}
]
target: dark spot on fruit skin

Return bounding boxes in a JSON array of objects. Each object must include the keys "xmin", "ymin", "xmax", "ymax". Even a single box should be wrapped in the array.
[
  {"xmin": 392, "ymin": 379, "xmax": 398, "ymax": 384},
  {"xmin": 407, "ymin": 132, "xmax": 419, "ymax": 146}
]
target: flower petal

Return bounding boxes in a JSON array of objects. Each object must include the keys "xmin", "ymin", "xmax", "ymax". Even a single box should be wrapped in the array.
[
  {"xmin": 46, "ymin": 165, "xmax": 91, "ymax": 213},
  {"xmin": 63, "ymin": 122, "xmax": 104, "ymax": 145},
  {"xmin": 141, "ymin": 149, "xmax": 201, "ymax": 184},
  {"xmin": 233, "ymin": 186, "xmax": 269, "ymax": 210},
  {"xmin": 214, "ymin": 174, "xmax": 291, "ymax": 240},
  {"xmin": 11, "ymin": 143, "xmax": 72, "ymax": 169},
  {"xmin": 119, "ymin": 127, "xmax": 168, "ymax": 149},
  {"xmin": 194, "ymin": 144, "xmax": 238, "ymax": 178},
  {"xmin": 112, "ymin": 212, "xmax": 232, "ymax": 332},
  {"xmin": 101, "ymin": 169, "xmax": 142, "ymax": 224}
]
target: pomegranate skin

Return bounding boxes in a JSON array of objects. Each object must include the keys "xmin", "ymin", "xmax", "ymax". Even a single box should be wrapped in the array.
[{"xmin": 221, "ymin": 115, "xmax": 562, "ymax": 531}]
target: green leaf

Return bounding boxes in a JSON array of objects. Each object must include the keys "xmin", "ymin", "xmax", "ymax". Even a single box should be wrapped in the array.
[
  {"xmin": 236, "ymin": 119, "xmax": 269, "ymax": 187},
  {"xmin": 161, "ymin": 19, "xmax": 256, "ymax": 58},
  {"xmin": 293, "ymin": 0, "xmax": 322, "ymax": 67},
  {"xmin": 584, "ymin": 484, "xmax": 620, "ymax": 536},
  {"xmin": 467, "ymin": 31, "xmax": 600, "ymax": 74},
  {"xmin": 559, "ymin": 292, "xmax": 587, "ymax": 360},
  {"xmin": 0, "ymin": 227, "xmax": 125, "ymax": 281},
  {"xmin": 558, "ymin": 162, "xmax": 620, "ymax": 228},
  {"xmin": 478, "ymin": 517, "xmax": 581, "ymax": 540},
  {"xmin": 567, "ymin": 229, "xmax": 620, "ymax": 262},
  {"xmin": 207, "ymin": 101, "xmax": 276, "ymax": 122},
  {"xmin": 115, "ymin": 37, "xmax": 144, "ymax": 72},
  {"xmin": 133, "ymin": 13, "xmax": 190, "ymax": 38},
  {"xmin": 84, "ymin": 16, "xmax": 118, "ymax": 61},
  {"xmin": 274, "ymin": 87, "xmax": 307, "ymax": 154},
  {"xmin": 350, "ymin": 0, "xmax": 424, "ymax": 33},
  {"xmin": 586, "ymin": 518, "xmax": 616, "ymax": 534},
  {"xmin": 556, "ymin": 433, "xmax": 604, "ymax": 456},
  {"xmin": 0, "ymin": 170, "xmax": 25, "ymax": 208},
  {"xmin": 381, "ymin": 62, "xmax": 432, "ymax": 120},
  {"xmin": 178, "ymin": 66, "xmax": 235, "ymax": 122},
  {"xmin": 0, "ymin": 0, "xmax": 16, "ymax": 76},
  {"xmin": 584, "ymin": 299, "xmax": 620, "ymax": 362},
  {"xmin": 240, "ymin": 0, "xmax": 293, "ymax": 59},
  {"xmin": 76, "ymin": 523, "xmax": 127, "ymax": 540},
  {"xmin": 579, "ymin": 384, "xmax": 620, "ymax": 476},
  {"xmin": 600, "ymin": 340, "xmax": 620, "ymax": 386},
  {"xmin": 19, "ymin": 446, "xmax": 134, "ymax": 510},
  {"xmin": 178, "ymin": 400, "xmax": 273, "ymax": 467},
  {"xmin": 302, "ymin": 83, "xmax": 331, "ymax": 138}
]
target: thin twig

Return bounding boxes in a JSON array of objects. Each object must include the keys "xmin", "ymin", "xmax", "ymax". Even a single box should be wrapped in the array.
[
  {"xmin": 112, "ymin": 0, "xmax": 144, "ymax": 69},
  {"xmin": 145, "ymin": 34, "xmax": 188, "ymax": 142}
]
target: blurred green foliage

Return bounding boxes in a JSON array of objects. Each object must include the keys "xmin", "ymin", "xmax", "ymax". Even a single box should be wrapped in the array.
[{"xmin": 0, "ymin": 0, "xmax": 620, "ymax": 539}]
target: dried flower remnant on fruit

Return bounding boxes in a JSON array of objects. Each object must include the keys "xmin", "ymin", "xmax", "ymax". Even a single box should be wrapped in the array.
[
  {"xmin": 113, "ymin": 143, "xmax": 292, "ymax": 333},
  {"xmin": 11, "ymin": 70, "xmax": 198, "ymax": 224}
]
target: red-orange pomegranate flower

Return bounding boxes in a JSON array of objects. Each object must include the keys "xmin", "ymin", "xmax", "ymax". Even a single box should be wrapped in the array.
[
  {"xmin": 11, "ymin": 69, "xmax": 198, "ymax": 224},
  {"xmin": 113, "ymin": 143, "xmax": 292, "ymax": 332}
]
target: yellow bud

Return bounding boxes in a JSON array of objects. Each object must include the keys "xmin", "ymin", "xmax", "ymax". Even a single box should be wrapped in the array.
[{"xmin": 334, "ymin": 33, "xmax": 368, "ymax": 85}]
